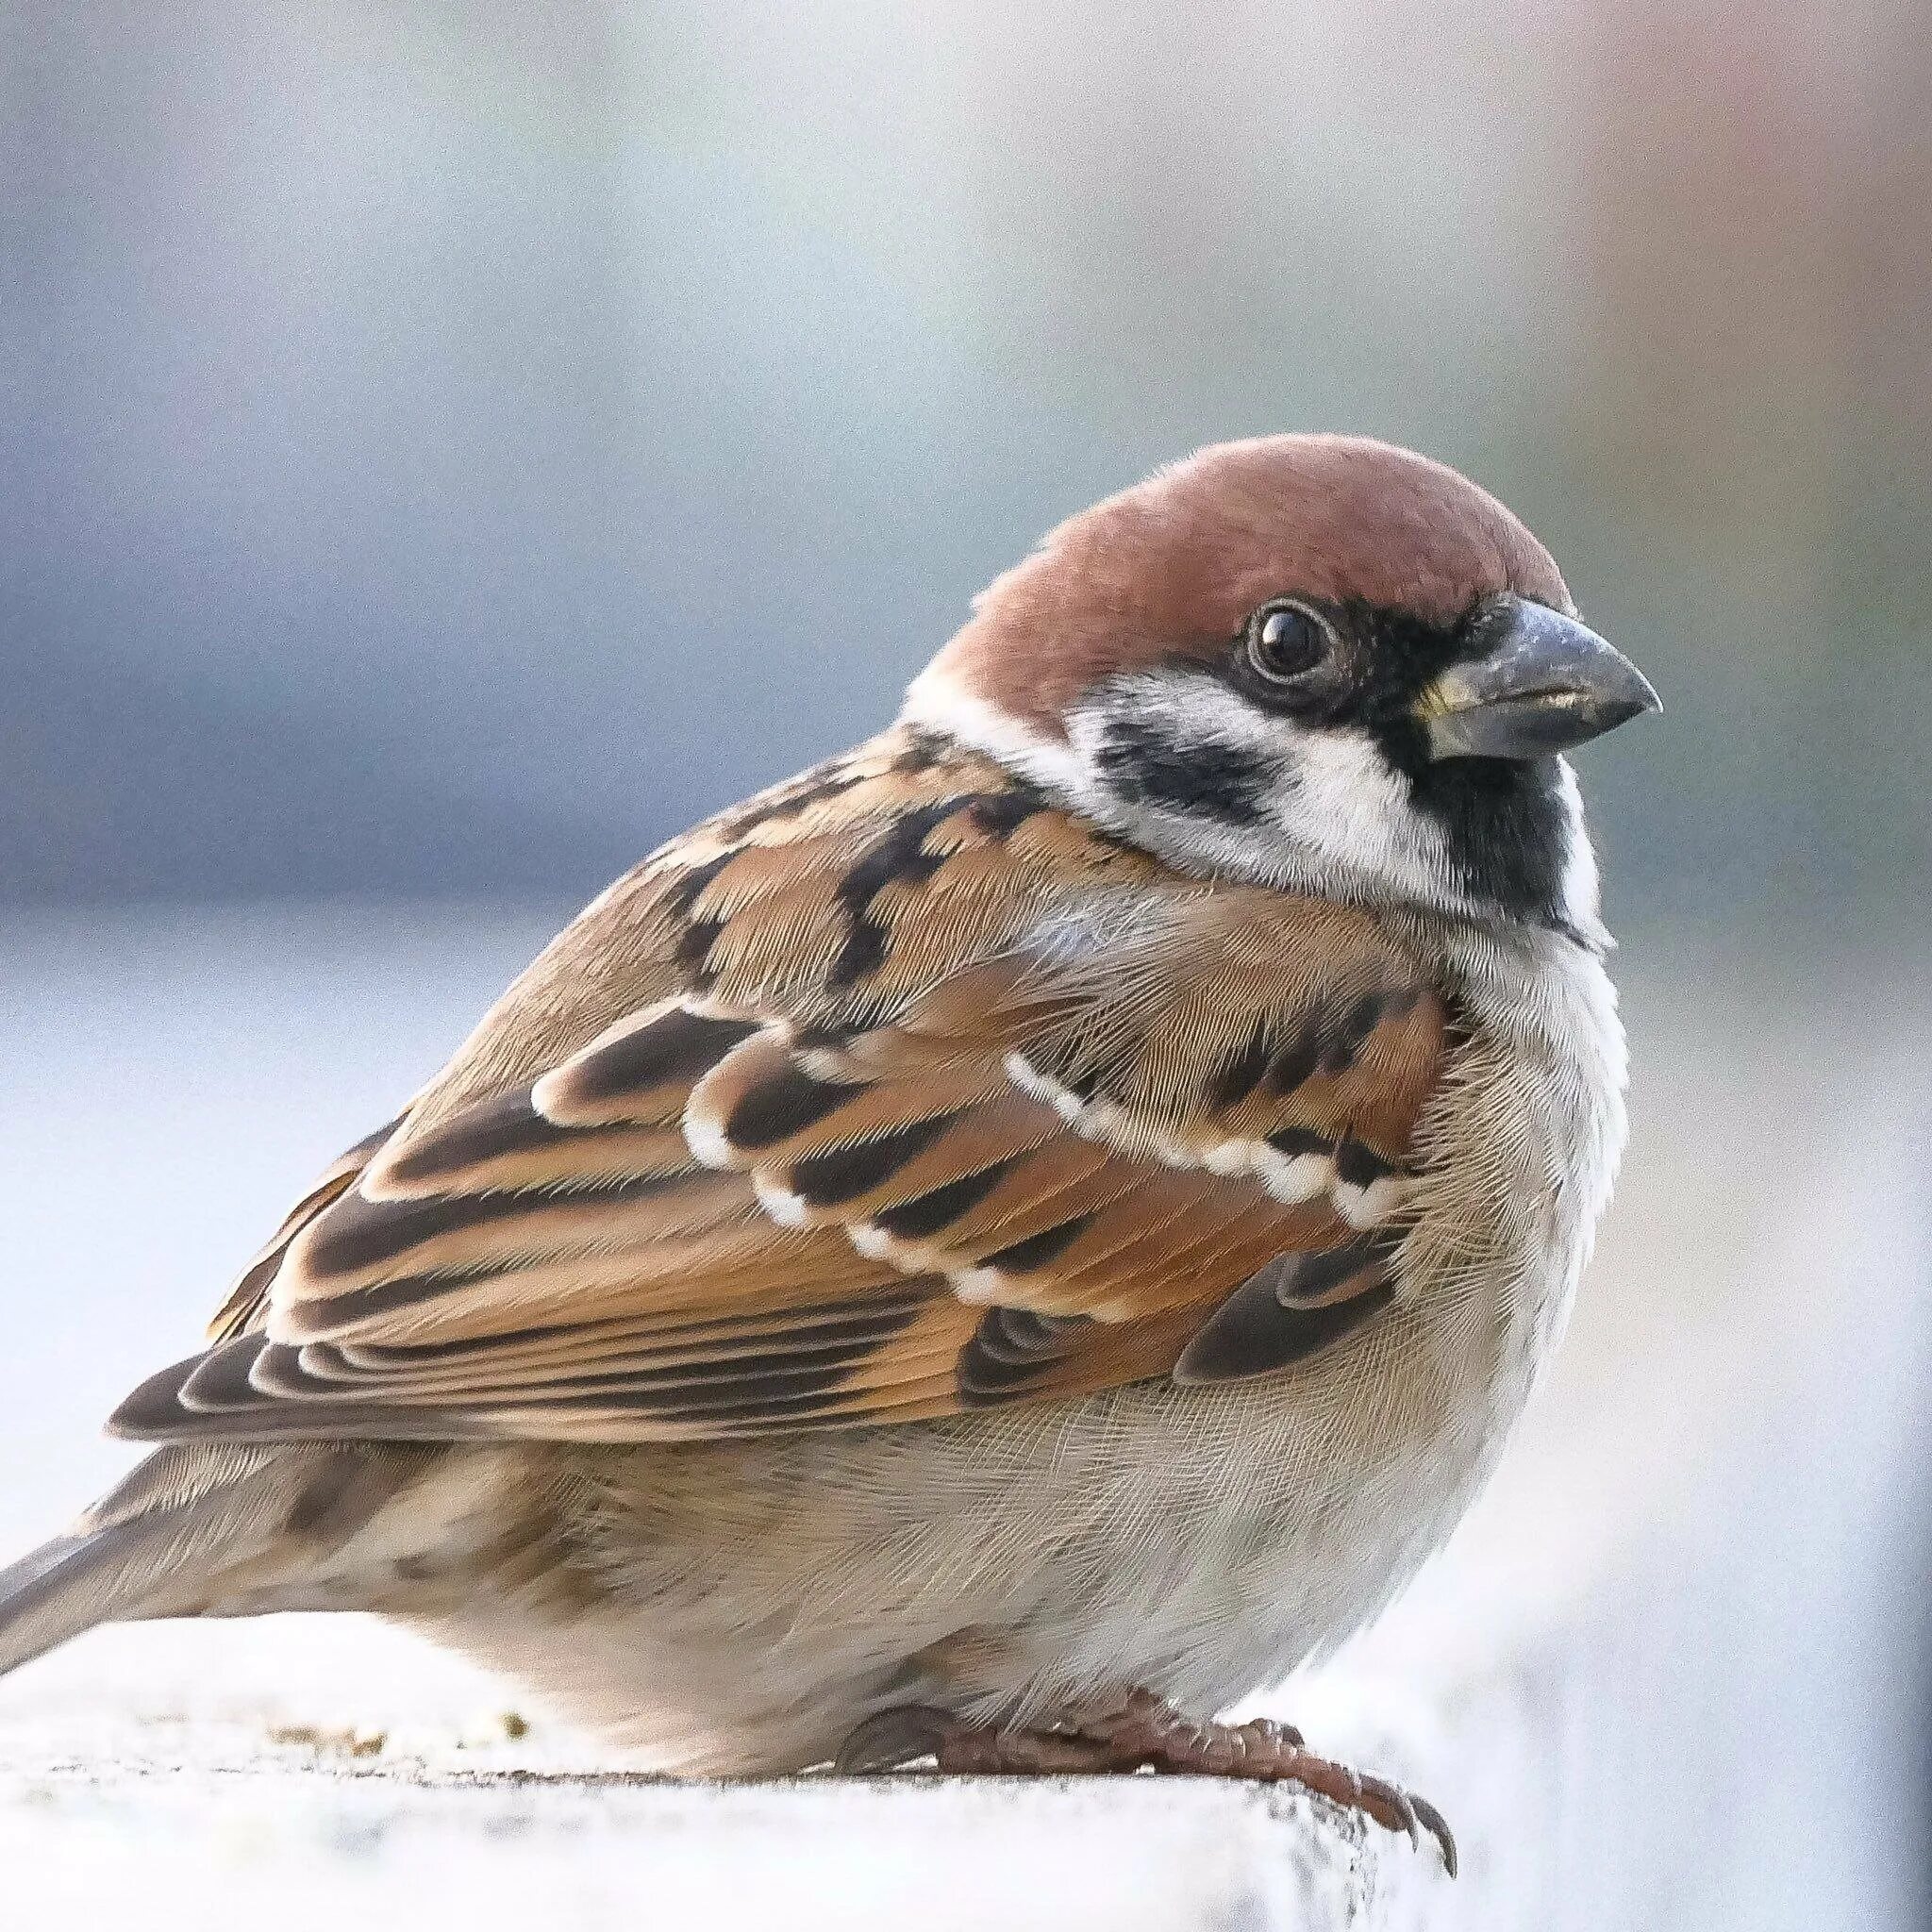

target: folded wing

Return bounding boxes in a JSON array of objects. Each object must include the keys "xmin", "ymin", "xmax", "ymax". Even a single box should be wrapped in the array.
[{"xmin": 115, "ymin": 737, "xmax": 1447, "ymax": 1444}]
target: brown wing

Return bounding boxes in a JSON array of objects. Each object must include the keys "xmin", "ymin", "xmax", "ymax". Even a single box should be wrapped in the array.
[
  {"xmin": 205, "ymin": 1117, "xmax": 404, "ymax": 1341},
  {"xmin": 113, "ymin": 729, "xmax": 1446, "ymax": 1444}
]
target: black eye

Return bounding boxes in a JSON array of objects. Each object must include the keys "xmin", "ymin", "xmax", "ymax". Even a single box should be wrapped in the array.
[{"xmin": 1243, "ymin": 600, "xmax": 1334, "ymax": 684}]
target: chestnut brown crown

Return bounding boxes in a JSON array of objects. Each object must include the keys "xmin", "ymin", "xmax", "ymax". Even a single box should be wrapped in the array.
[{"xmin": 924, "ymin": 434, "xmax": 1573, "ymax": 734}]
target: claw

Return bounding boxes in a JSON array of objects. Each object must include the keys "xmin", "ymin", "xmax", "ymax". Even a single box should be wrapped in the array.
[
  {"xmin": 1244, "ymin": 1717, "xmax": 1306, "ymax": 1751},
  {"xmin": 1069, "ymin": 1690, "xmax": 1456, "ymax": 1876},
  {"xmin": 1358, "ymin": 1773, "xmax": 1422, "ymax": 1851},
  {"xmin": 833, "ymin": 1704, "xmax": 955, "ymax": 1774},
  {"xmin": 834, "ymin": 1690, "xmax": 1457, "ymax": 1879},
  {"xmin": 1407, "ymin": 1790, "xmax": 1459, "ymax": 1877}
]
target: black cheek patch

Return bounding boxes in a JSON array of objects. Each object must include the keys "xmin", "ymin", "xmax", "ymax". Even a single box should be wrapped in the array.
[{"xmin": 1090, "ymin": 712, "xmax": 1277, "ymax": 824}]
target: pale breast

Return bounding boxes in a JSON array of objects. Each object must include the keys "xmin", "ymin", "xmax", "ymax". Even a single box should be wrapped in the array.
[{"xmin": 418, "ymin": 925, "xmax": 1627, "ymax": 1767}]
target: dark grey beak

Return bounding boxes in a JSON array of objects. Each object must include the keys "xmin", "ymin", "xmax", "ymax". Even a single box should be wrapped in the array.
[{"xmin": 1418, "ymin": 595, "xmax": 1661, "ymax": 761}]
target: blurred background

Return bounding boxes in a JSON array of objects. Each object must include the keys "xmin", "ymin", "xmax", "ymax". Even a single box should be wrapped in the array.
[{"xmin": 3, "ymin": 5, "xmax": 1927, "ymax": 1929}]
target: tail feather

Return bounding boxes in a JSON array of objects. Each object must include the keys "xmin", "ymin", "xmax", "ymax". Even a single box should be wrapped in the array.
[
  {"xmin": 0, "ymin": 1523, "xmax": 173, "ymax": 1678},
  {"xmin": 0, "ymin": 1442, "xmax": 432, "ymax": 1680}
]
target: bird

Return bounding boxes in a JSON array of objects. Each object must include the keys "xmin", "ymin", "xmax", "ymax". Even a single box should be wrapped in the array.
[{"xmin": 0, "ymin": 434, "xmax": 1657, "ymax": 1873}]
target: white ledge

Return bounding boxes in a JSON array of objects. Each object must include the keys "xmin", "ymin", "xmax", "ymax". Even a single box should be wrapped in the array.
[{"xmin": 3, "ymin": 919, "xmax": 1925, "ymax": 1932}]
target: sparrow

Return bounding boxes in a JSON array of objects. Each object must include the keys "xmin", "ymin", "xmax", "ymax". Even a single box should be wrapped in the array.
[{"xmin": 0, "ymin": 435, "xmax": 1657, "ymax": 1872}]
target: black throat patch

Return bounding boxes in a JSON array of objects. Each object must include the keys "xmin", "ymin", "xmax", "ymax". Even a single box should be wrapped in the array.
[
  {"xmin": 1353, "ymin": 607, "xmax": 1576, "ymax": 933},
  {"xmin": 1072, "ymin": 610, "xmax": 1581, "ymax": 935}
]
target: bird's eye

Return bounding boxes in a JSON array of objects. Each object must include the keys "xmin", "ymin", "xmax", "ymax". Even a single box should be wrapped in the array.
[{"xmin": 1243, "ymin": 601, "xmax": 1334, "ymax": 684}]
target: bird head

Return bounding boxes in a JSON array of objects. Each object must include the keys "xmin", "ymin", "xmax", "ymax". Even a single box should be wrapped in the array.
[{"xmin": 905, "ymin": 434, "xmax": 1659, "ymax": 944}]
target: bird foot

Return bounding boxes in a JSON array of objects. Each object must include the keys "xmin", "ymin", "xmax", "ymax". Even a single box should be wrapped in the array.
[{"xmin": 833, "ymin": 1688, "xmax": 1455, "ymax": 1875}]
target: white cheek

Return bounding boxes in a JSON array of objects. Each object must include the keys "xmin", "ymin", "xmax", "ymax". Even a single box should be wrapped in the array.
[
  {"xmin": 1551, "ymin": 758, "xmax": 1607, "ymax": 941},
  {"xmin": 1063, "ymin": 676, "xmax": 1461, "ymax": 912},
  {"xmin": 903, "ymin": 661, "xmax": 1603, "ymax": 940},
  {"xmin": 900, "ymin": 666, "xmax": 1088, "ymax": 798},
  {"xmin": 1261, "ymin": 726, "xmax": 1457, "ymax": 908},
  {"xmin": 1061, "ymin": 682, "xmax": 1293, "ymax": 882}
]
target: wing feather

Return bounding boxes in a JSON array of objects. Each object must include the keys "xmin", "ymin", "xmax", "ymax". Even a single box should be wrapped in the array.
[{"xmin": 117, "ymin": 731, "xmax": 1449, "ymax": 1445}]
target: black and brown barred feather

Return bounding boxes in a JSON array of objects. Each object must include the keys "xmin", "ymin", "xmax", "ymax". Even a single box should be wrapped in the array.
[
  {"xmin": 128, "ymin": 726, "xmax": 1448, "ymax": 1445},
  {"xmin": 206, "ymin": 1117, "xmax": 405, "ymax": 1342}
]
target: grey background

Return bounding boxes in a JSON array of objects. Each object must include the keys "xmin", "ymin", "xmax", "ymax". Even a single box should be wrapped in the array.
[
  {"xmin": 3, "ymin": 7, "xmax": 1929, "ymax": 1927},
  {"xmin": 8, "ymin": 0, "xmax": 1926, "ymax": 924}
]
